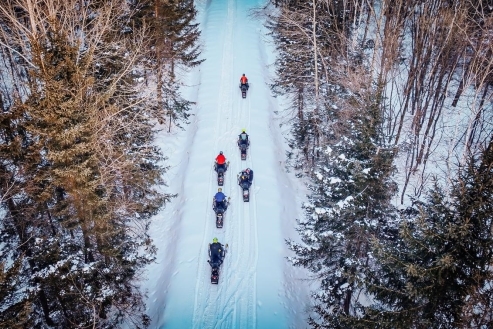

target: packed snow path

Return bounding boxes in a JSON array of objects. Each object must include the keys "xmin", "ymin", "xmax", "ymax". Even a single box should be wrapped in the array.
[{"xmin": 143, "ymin": 0, "xmax": 310, "ymax": 328}]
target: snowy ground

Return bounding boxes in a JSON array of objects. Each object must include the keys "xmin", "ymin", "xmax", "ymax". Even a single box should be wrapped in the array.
[{"xmin": 141, "ymin": 0, "xmax": 310, "ymax": 328}]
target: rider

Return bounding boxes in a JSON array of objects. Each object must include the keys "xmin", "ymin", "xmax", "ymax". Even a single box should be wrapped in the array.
[
  {"xmin": 238, "ymin": 170, "xmax": 251, "ymax": 188},
  {"xmin": 237, "ymin": 129, "xmax": 250, "ymax": 148},
  {"xmin": 238, "ymin": 168, "xmax": 254, "ymax": 187},
  {"xmin": 213, "ymin": 188, "xmax": 228, "ymax": 211},
  {"xmin": 245, "ymin": 168, "xmax": 254, "ymax": 185},
  {"xmin": 215, "ymin": 151, "xmax": 227, "ymax": 172},
  {"xmin": 240, "ymin": 73, "xmax": 249, "ymax": 90},
  {"xmin": 208, "ymin": 237, "xmax": 226, "ymax": 268}
]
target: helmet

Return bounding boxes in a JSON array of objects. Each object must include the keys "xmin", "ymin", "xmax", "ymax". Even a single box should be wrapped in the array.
[
  {"xmin": 218, "ymin": 188, "xmax": 222, "ymax": 192},
  {"xmin": 241, "ymin": 129, "xmax": 246, "ymax": 133},
  {"xmin": 219, "ymin": 151, "xmax": 223, "ymax": 155},
  {"xmin": 242, "ymin": 73, "xmax": 245, "ymax": 76},
  {"xmin": 213, "ymin": 237, "xmax": 218, "ymax": 243}
]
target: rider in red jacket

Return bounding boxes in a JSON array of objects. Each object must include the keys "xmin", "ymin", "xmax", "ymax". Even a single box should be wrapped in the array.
[
  {"xmin": 215, "ymin": 151, "xmax": 227, "ymax": 172},
  {"xmin": 240, "ymin": 74, "xmax": 249, "ymax": 90}
]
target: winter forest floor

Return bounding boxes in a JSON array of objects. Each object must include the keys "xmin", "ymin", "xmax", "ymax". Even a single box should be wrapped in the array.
[{"xmin": 141, "ymin": 0, "xmax": 311, "ymax": 328}]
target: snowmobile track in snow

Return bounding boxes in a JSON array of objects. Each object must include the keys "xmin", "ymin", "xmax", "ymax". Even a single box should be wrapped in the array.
[
  {"xmin": 155, "ymin": 0, "xmax": 309, "ymax": 327},
  {"xmin": 191, "ymin": 0, "xmax": 258, "ymax": 327},
  {"xmin": 191, "ymin": 0, "xmax": 259, "ymax": 326}
]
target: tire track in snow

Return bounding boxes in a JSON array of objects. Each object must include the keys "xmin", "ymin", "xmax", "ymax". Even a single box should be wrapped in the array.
[
  {"xmin": 191, "ymin": 0, "xmax": 261, "ymax": 327},
  {"xmin": 245, "ymin": 91, "xmax": 259, "ymax": 329},
  {"xmin": 206, "ymin": 22, "xmax": 257, "ymax": 329},
  {"xmin": 240, "ymin": 82, "xmax": 258, "ymax": 329},
  {"xmin": 191, "ymin": 0, "xmax": 236, "ymax": 326},
  {"xmin": 215, "ymin": 75, "xmax": 258, "ymax": 329}
]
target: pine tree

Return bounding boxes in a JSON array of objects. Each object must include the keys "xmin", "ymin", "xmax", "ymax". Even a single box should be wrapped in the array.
[
  {"xmin": 0, "ymin": 0, "xmax": 169, "ymax": 327},
  {"xmin": 0, "ymin": 258, "xmax": 32, "ymax": 328},
  {"xmin": 141, "ymin": 0, "xmax": 203, "ymax": 131},
  {"xmin": 267, "ymin": 0, "xmax": 366, "ymax": 167},
  {"xmin": 289, "ymin": 84, "xmax": 398, "ymax": 328},
  {"xmin": 354, "ymin": 140, "xmax": 493, "ymax": 328}
]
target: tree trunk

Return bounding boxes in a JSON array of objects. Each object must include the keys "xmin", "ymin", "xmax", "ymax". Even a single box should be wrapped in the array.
[{"xmin": 5, "ymin": 196, "xmax": 55, "ymax": 326}]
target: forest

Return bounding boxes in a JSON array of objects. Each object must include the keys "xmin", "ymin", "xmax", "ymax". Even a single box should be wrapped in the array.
[
  {"xmin": 1, "ymin": 0, "xmax": 493, "ymax": 328},
  {"xmin": 0, "ymin": 0, "xmax": 200, "ymax": 327},
  {"xmin": 266, "ymin": 0, "xmax": 493, "ymax": 328}
]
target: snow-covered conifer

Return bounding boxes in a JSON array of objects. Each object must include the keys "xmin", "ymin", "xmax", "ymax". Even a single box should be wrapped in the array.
[
  {"xmin": 0, "ymin": 0, "xmax": 171, "ymax": 326},
  {"xmin": 352, "ymin": 140, "xmax": 493, "ymax": 328}
]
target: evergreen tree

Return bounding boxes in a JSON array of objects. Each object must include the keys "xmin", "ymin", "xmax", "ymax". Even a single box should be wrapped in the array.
[
  {"xmin": 289, "ymin": 86, "xmax": 397, "ymax": 328},
  {"xmin": 267, "ymin": 0, "xmax": 365, "ymax": 166},
  {"xmin": 0, "ymin": 0, "xmax": 169, "ymax": 327},
  {"xmin": 137, "ymin": 0, "xmax": 203, "ymax": 131},
  {"xmin": 0, "ymin": 258, "xmax": 32, "ymax": 328},
  {"xmin": 156, "ymin": 0, "xmax": 203, "ymax": 75},
  {"xmin": 354, "ymin": 141, "xmax": 493, "ymax": 328}
]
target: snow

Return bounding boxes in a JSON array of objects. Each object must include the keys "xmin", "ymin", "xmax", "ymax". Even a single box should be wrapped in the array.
[
  {"xmin": 336, "ymin": 196, "xmax": 354, "ymax": 209},
  {"xmin": 329, "ymin": 177, "xmax": 341, "ymax": 184},
  {"xmin": 140, "ymin": 0, "xmax": 310, "ymax": 328}
]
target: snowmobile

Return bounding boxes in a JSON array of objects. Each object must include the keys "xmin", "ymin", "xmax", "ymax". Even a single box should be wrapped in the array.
[
  {"xmin": 240, "ymin": 84, "xmax": 248, "ymax": 99},
  {"xmin": 217, "ymin": 167, "xmax": 225, "ymax": 186},
  {"xmin": 208, "ymin": 243, "xmax": 228, "ymax": 284},
  {"xmin": 239, "ymin": 180, "xmax": 250, "ymax": 202},
  {"xmin": 239, "ymin": 143, "xmax": 248, "ymax": 160},
  {"xmin": 215, "ymin": 207, "xmax": 224, "ymax": 228},
  {"xmin": 213, "ymin": 198, "xmax": 229, "ymax": 228},
  {"xmin": 211, "ymin": 267, "xmax": 220, "ymax": 284},
  {"xmin": 215, "ymin": 161, "xmax": 229, "ymax": 186}
]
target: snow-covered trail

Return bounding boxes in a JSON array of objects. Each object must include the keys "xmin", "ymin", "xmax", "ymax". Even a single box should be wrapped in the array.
[
  {"xmin": 190, "ymin": 0, "xmax": 258, "ymax": 326},
  {"xmin": 143, "ymin": 0, "xmax": 310, "ymax": 328}
]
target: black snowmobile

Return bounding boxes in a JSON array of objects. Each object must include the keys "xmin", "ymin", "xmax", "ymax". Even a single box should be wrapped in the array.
[
  {"xmin": 238, "ymin": 170, "xmax": 253, "ymax": 202},
  {"xmin": 240, "ymin": 84, "xmax": 248, "ymax": 99},
  {"xmin": 240, "ymin": 180, "xmax": 250, "ymax": 202},
  {"xmin": 213, "ymin": 198, "xmax": 229, "ymax": 228},
  {"xmin": 208, "ymin": 242, "xmax": 227, "ymax": 284},
  {"xmin": 239, "ymin": 143, "xmax": 248, "ymax": 160},
  {"xmin": 217, "ymin": 167, "xmax": 225, "ymax": 186},
  {"xmin": 211, "ymin": 267, "xmax": 220, "ymax": 284},
  {"xmin": 215, "ymin": 162, "xmax": 228, "ymax": 186}
]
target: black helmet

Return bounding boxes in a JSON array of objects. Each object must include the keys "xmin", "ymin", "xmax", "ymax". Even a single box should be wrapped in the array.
[
  {"xmin": 219, "ymin": 151, "xmax": 223, "ymax": 155},
  {"xmin": 242, "ymin": 73, "xmax": 245, "ymax": 76}
]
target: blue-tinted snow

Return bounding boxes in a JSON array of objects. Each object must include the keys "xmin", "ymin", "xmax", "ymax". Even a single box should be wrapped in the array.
[{"xmin": 139, "ymin": 1, "xmax": 311, "ymax": 328}]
